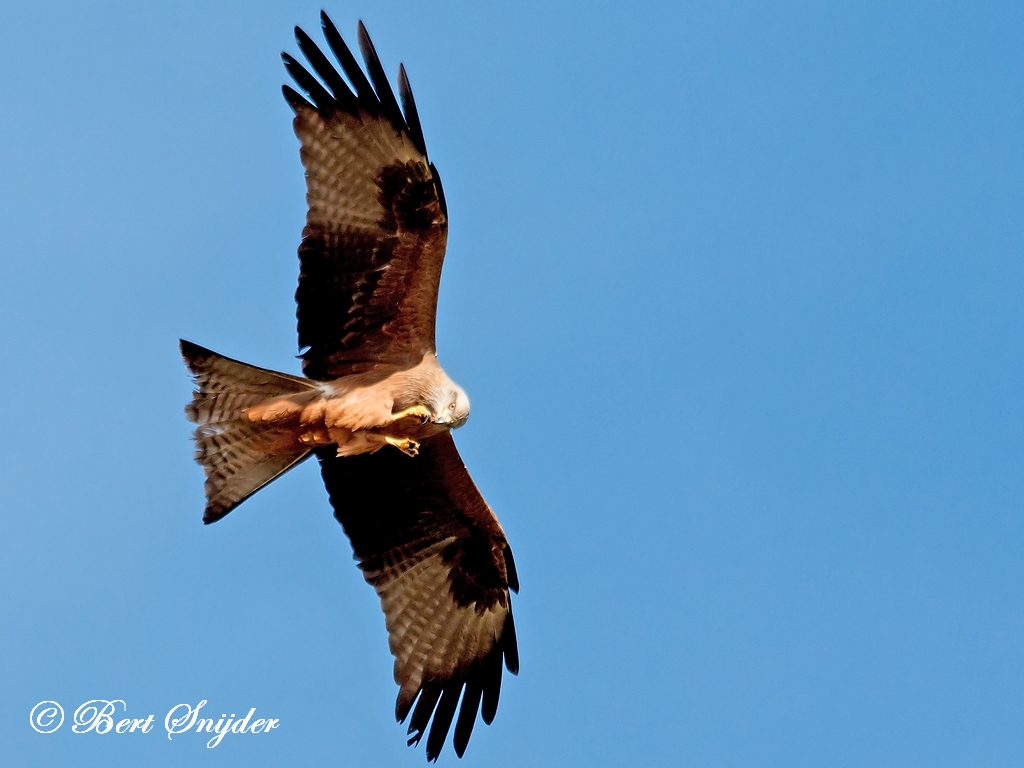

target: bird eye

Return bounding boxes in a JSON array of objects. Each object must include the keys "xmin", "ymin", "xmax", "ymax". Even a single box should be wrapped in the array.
[{"xmin": 450, "ymin": 403, "xmax": 456, "ymax": 409}]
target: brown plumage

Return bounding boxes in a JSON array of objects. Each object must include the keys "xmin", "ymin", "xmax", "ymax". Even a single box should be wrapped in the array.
[
  {"xmin": 180, "ymin": 13, "xmax": 518, "ymax": 762},
  {"xmin": 287, "ymin": 18, "xmax": 448, "ymax": 379},
  {"xmin": 320, "ymin": 433, "xmax": 518, "ymax": 760}
]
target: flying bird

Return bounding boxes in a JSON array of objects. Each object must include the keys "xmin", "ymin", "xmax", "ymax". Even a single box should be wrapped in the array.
[{"xmin": 180, "ymin": 14, "xmax": 518, "ymax": 761}]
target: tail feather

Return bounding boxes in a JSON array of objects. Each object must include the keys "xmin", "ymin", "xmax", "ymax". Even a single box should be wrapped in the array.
[{"xmin": 181, "ymin": 340, "xmax": 319, "ymax": 523}]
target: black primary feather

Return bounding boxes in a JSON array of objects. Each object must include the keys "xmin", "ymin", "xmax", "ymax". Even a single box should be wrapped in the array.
[
  {"xmin": 396, "ymin": 689, "xmax": 416, "ymax": 724},
  {"xmin": 504, "ymin": 544, "xmax": 520, "ymax": 593},
  {"xmin": 502, "ymin": 609, "xmax": 520, "ymax": 675},
  {"xmin": 321, "ymin": 12, "xmax": 379, "ymax": 109},
  {"xmin": 407, "ymin": 684, "xmax": 443, "ymax": 746},
  {"xmin": 294, "ymin": 25, "xmax": 357, "ymax": 112},
  {"xmin": 453, "ymin": 675, "xmax": 483, "ymax": 757},
  {"xmin": 429, "ymin": 162, "xmax": 448, "ymax": 219},
  {"xmin": 425, "ymin": 683, "xmax": 462, "ymax": 761},
  {"xmin": 281, "ymin": 84, "xmax": 312, "ymax": 112},
  {"xmin": 357, "ymin": 20, "xmax": 407, "ymax": 133},
  {"xmin": 398, "ymin": 64, "xmax": 428, "ymax": 156},
  {"xmin": 281, "ymin": 52, "xmax": 333, "ymax": 111},
  {"xmin": 480, "ymin": 649, "xmax": 503, "ymax": 725}
]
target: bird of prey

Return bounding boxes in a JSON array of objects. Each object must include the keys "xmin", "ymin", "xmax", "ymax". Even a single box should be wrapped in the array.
[{"xmin": 180, "ymin": 14, "xmax": 519, "ymax": 761}]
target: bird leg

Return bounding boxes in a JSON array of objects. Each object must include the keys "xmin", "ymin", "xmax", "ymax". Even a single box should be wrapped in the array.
[
  {"xmin": 384, "ymin": 435, "xmax": 420, "ymax": 457},
  {"xmin": 389, "ymin": 404, "xmax": 433, "ymax": 424}
]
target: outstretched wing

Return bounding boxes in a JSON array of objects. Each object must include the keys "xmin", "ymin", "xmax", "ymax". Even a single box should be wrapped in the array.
[
  {"xmin": 284, "ymin": 14, "xmax": 449, "ymax": 380},
  {"xmin": 318, "ymin": 433, "xmax": 519, "ymax": 761}
]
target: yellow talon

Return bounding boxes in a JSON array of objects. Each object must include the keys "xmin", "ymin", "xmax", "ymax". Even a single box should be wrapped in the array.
[
  {"xmin": 384, "ymin": 435, "xmax": 420, "ymax": 457},
  {"xmin": 390, "ymin": 404, "xmax": 433, "ymax": 424}
]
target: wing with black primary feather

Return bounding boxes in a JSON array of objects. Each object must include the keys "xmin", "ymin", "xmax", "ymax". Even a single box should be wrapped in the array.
[
  {"xmin": 284, "ymin": 14, "xmax": 449, "ymax": 380},
  {"xmin": 318, "ymin": 433, "xmax": 519, "ymax": 761}
]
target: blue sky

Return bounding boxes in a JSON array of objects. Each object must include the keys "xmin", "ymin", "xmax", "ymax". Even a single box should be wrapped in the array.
[{"xmin": 1, "ymin": 1, "xmax": 1023, "ymax": 766}]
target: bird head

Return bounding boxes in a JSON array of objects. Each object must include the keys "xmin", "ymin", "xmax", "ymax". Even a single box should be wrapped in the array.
[{"xmin": 435, "ymin": 383, "xmax": 470, "ymax": 428}]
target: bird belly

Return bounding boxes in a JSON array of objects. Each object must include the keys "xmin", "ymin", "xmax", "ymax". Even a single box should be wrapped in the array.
[{"xmin": 243, "ymin": 389, "xmax": 445, "ymax": 458}]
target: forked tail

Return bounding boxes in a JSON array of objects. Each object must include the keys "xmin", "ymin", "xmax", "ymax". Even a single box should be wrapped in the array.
[{"xmin": 180, "ymin": 340, "xmax": 319, "ymax": 523}]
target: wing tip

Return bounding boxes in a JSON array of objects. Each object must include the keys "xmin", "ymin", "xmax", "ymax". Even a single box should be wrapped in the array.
[
  {"xmin": 294, "ymin": 21, "xmax": 357, "ymax": 111},
  {"xmin": 503, "ymin": 544, "xmax": 519, "ymax": 593},
  {"xmin": 281, "ymin": 83, "xmax": 310, "ymax": 112},
  {"xmin": 355, "ymin": 19, "xmax": 407, "ymax": 133},
  {"xmin": 396, "ymin": 685, "xmax": 417, "ymax": 724},
  {"xmin": 398, "ymin": 63, "xmax": 427, "ymax": 156},
  {"xmin": 288, "ymin": 14, "xmax": 433, "ymax": 163},
  {"xmin": 424, "ymin": 683, "xmax": 460, "ymax": 761},
  {"xmin": 452, "ymin": 676, "xmax": 483, "ymax": 758},
  {"xmin": 282, "ymin": 51, "xmax": 335, "ymax": 112},
  {"xmin": 396, "ymin": 631, "xmax": 513, "ymax": 760},
  {"xmin": 502, "ymin": 609, "xmax": 520, "ymax": 676},
  {"xmin": 405, "ymin": 684, "xmax": 442, "ymax": 749}
]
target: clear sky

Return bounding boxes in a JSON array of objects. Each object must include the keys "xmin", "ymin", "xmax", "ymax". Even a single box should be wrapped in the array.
[{"xmin": 2, "ymin": 1, "xmax": 1023, "ymax": 766}]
